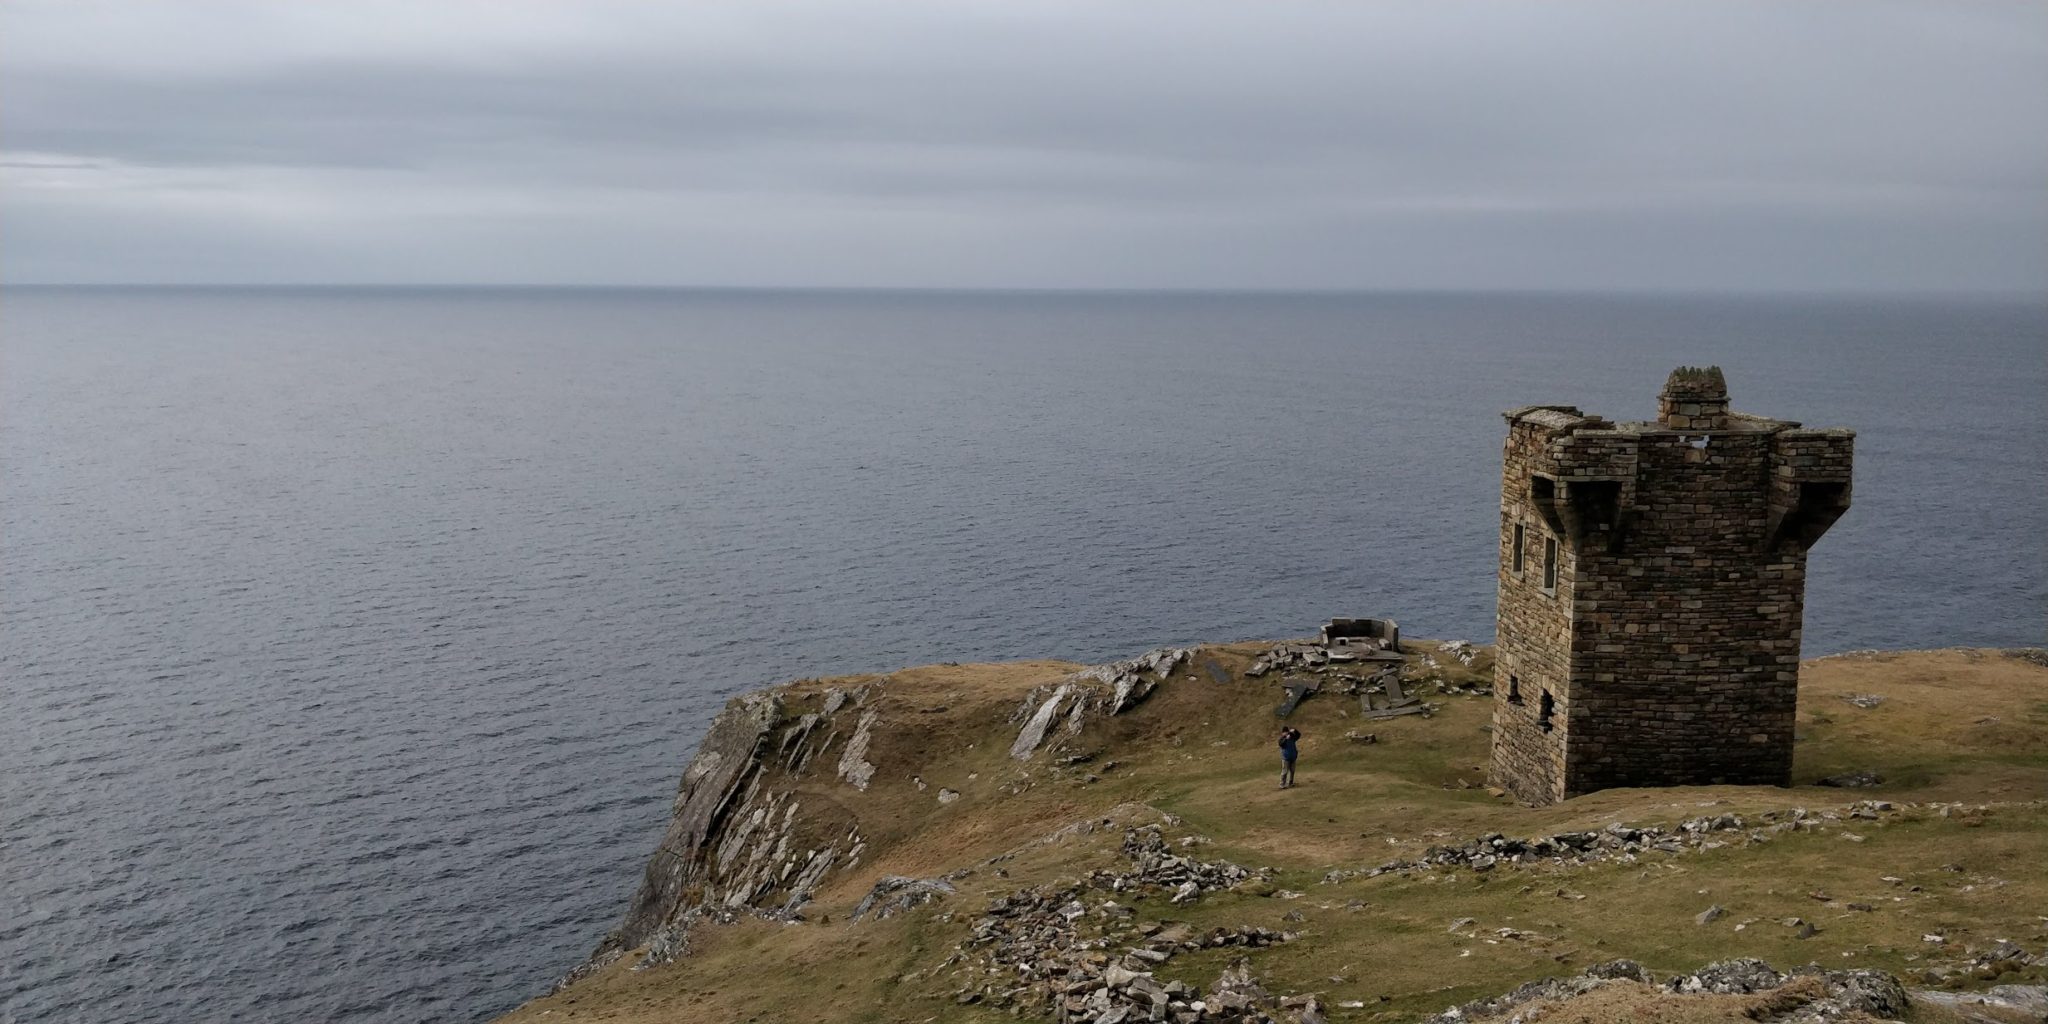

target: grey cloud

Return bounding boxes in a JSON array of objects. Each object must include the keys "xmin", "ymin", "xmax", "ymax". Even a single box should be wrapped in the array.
[{"xmin": 2, "ymin": 0, "xmax": 2043, "ymax": 288}]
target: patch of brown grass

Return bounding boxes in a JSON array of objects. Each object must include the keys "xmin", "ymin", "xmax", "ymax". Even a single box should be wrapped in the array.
[{"xmin": 497, "ymin": 646, "xmax": 2048, "ymax": 1024}]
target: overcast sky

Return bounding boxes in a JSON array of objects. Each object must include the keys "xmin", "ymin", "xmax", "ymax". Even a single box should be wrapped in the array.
[{"xmin": 3, "ymin": 1, "xmax": 2044, "ymax": 290}]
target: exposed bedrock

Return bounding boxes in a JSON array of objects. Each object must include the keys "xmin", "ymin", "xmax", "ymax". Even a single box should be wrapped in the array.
[
  {"xmin": 570, "ymin": 648, "xmax": 1196, "ymax": 982},
  {"xmin": 579, "ymin": 691, "xmax": 788, "ymax": 974}
]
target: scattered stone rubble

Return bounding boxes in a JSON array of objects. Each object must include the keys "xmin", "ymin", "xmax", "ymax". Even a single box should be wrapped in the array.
[
  {"xmin": 1355, "ymin": 669, "xmax": 1435, "ymax": 720},
  {"xmin": 1249, "ymin": 633, "xmax": 1479, "ymax": 718},
  {"xmin": 1427, "ymin": 959, "xmax": 1652, "ymax": 1022},
  {"xmin": 852, "ymin": 876, "xmax": 957, "ymax": 921},
  {"xmin": 1434, "ymin": 678, "xmax": 1492, "ymax": 697},
  {"xmin": 1428, "ymin": 958, "xmax": 1911, "ymax": 1024},
  {"xmin": 1914, "ymin": 983, "xmax": 2048, "ymax": 1019},
  {"xmin": 1248, "ymin": 642, "xmax": 1402, "ymax": 679},
  {"xmin": 1435, "ymin": 640, "xmax": 1480, "ymax": 667},
  {"xmin": 1263, "ymin": 660, "xmax": 1401, "ymax": 717},
  {"xmin": 1245, "ymin": 642, "xmax": 1333, "ymax": 678},
  {"xmin": 1102, "ymin": 825, "xmax": 1266, "ymax": 899},
  {"xmin": 1324, "ymin": 802, "xmax": 1906, "ymax": 882},
  {"xmin": 1668, "ymin": 959, "xmax": 1911, "ymax": 1021},
  {"xmin": 627, "ymin": 905, "xmax": 737, "ymax": 972},
  {"xmin": 1817, "ymin": 768, "xmax": 1885, "ymax": 788},
  {"xmin": 1916, "ymin": 938, "xmax": 2048, "ymax": 985},
  {"xmin": 947, "ymin": 826, "xmax": 1315, "ymax": 1022},
  {"xmin": 1427, "ymin": 946, "xmax": 2048, "ymax": 1023},
  {"xmin": 1250, "ymin": 620, "xmax": 1399, "ymax": 679},
  {"xmin": 1420, "ymin": 641, "xmax": 1497, "ymax": 696}
]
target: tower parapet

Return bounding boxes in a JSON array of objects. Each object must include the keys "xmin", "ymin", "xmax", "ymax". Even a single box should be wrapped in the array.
[{"xmin": 1489, "ymin": 367, "xmax": 1853, "ymax": 805}]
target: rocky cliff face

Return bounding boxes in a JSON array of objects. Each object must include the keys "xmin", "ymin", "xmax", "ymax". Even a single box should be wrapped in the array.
[
  {"xmin": 575, "ymin": 691, "xmax": 788, "ymax": 974},
  {"xmin": 569, "ymin": 648, "xmax": 1195, "ymax": 982}
]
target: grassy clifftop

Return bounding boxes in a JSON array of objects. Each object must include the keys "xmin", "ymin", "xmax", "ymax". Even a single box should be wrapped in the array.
[{"xmin": 499, "ymin": 644, "xmax": 2048, "ymax": 1023}]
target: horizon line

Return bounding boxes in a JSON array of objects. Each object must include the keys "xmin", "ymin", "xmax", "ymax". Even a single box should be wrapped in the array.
[{"xmin": 4, "ymin": 282, "xmax": 2044, "ymax": 300}]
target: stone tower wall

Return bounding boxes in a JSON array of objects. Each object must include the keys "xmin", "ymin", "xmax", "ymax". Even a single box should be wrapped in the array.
[
  {"xmin": 1489, "ymin": 370, "xmax": 1852, "ymax": 804},
  {"xmin": 1491, "ymin": 411, "xmax": 1583, "ymax": 804},
  {"xmin": 1564, "ymin": 430, "xmax": 1804, "ymax": 793}
]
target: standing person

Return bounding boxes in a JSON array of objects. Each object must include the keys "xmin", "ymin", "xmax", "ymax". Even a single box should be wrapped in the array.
[{"xmin": 1278, "ymin": 726, "xmax": 1301, "ymax": 788}]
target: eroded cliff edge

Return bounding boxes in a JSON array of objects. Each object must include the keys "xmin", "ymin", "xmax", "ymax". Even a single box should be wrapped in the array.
[
  {"xmin": 571, "ymin": 647, "xmax": 1202, "ymax": 979},
  {"xmin": 520, "ymin": 645, "xmax": 2048, "ymax": 1024}
]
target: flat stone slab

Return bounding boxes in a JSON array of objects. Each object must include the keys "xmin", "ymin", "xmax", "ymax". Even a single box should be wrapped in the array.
[
  {"xmin": 1384, "ymin": 676, "xmax": 1413, "ymax": 706},
  {"xmin": 1275, "ymin": 681, "xmax": 1317, "ymax": 718},
  {"xmin": 1363, "ymin": 704, "xmax": 1428, "ymax": 720}
]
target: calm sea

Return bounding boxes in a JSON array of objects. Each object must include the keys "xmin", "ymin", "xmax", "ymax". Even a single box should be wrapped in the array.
[{"xmin": 3, "ymin": 288, "xmax": 2043, "ymax": 1023}]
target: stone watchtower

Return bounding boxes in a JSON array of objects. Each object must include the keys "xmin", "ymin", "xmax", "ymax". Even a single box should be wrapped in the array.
[{"xmin": 1489, "ymin": 368, "xmax": 1853, "ymax": 805}]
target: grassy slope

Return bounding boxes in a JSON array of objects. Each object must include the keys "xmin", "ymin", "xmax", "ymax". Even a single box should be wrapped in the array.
[{"xmin": 499, "ymin": 646, "xmax": 2048, "ymax": 1024}]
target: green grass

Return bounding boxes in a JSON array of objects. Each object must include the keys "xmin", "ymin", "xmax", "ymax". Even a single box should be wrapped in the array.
[{"xmin": 500, "ymin": 645, "xmax": 2048, "ymax": 1024}]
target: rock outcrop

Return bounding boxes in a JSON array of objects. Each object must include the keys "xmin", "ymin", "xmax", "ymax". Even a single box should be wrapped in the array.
[
  {"xmin": 573, "ymin": 686, "xmax": 873, "ymax": 979},
  {"xmin": 1008, "ymin": 648, "xmax": 1190, "ymax": 760},
  {"xmin": 578, "ymin": 692, "xmax": 784, "ymax": 976},
  {"xmin": 572, "ymin": 647, "xmax": 1199, "ymax": 982}
]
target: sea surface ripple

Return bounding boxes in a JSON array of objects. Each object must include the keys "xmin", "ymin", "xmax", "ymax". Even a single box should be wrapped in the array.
[{"xmin": 2, "ymin": 288, "xmax": 2042, "ymax": 1023}]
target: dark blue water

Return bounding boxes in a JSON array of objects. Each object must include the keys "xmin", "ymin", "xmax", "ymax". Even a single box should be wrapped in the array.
[{"xmin": 3, "ymin": 288, "xmax": 2042, "ymax": 1023}]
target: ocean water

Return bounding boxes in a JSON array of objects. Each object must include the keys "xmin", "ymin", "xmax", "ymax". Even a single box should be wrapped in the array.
[{"xmin": 2, "ymin": 287, "xmax": 2042, "ymax": 1023}]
